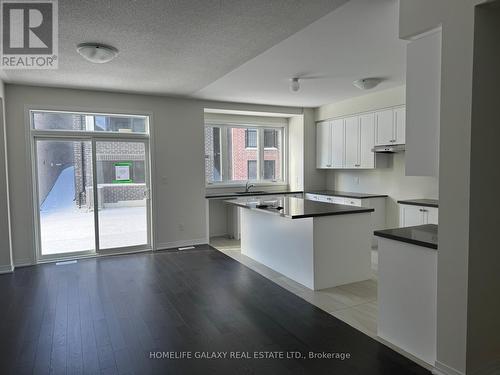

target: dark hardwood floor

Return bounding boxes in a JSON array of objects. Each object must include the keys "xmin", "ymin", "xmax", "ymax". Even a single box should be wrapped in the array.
[{"xmin": 0, "ymin": 246, "xmax": 430, "ymax": 375}]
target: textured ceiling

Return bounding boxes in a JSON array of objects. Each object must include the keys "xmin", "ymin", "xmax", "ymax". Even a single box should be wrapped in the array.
[
  {"xmin": 2, "ymin": 0, "xmax": 348, "ymax": 96},
  {"xmin": 194, "ymin": 0, "xmax": 407, "ymax": 107}
]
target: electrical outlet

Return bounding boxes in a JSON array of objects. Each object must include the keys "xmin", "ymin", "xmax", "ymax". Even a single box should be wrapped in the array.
[
  {"xmin": 354, "ymin": 176, "xmax": 360, "ymax": 185},
  {"xmin": 161, "ymin": 176, "xmax": 168, "ymax": 185},
  {"xmin": 178, "ymin": 223, "xmax": 184, "ymax": 232}
]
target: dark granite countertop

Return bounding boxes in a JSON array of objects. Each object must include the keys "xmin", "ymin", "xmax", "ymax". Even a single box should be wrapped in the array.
[
  {"xmin": 374, "ymin": 224, "xmax": 438, "ymax": 249},
  {"xmin": 397, "ymin": 199, "xmax": 439, "ymax": 208},
  {"xmin": 224, "ymin": 196, "xmax": 374, "ymax": 219},
  {"xmin": 206, "ymin": 190, "xmax": 303, "ymax": 199},
  {"xmin": 307, "ymin": 190, "xmax": 388, "ymax": 199}
]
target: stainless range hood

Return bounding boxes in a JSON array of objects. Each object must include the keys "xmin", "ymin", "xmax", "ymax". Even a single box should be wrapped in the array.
[{"xmin": 372, "ymin": 144, "xmax": 405, "ymax": 153}]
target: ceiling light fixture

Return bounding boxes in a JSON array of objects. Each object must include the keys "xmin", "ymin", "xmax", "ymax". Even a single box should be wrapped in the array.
[
  {"xmin": 289, "ymin": 77, "xmax": 300, "ymax": 93},
  {"xmin": 76, "ymin": 43, "xmax": 119, "ymax": 64},
  {"xmin": 353, "ymin": 78, "xmax": 382, "ymax": 90}
]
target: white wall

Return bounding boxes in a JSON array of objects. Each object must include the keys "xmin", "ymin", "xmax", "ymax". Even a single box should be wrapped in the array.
[
  {"xmin": 288, "ymin": 115, "xmax": 304, "ymax": 190},
  {"xmin": 315, "ymin": 86, "xmax": 405, "ymax": 121},
  {"xmin": 303, "ymin": 108, "xmax": 326, "ymax": 190},
  {"xmin": 327, "ymin": 153, "xmax": 438, "ymax": 227},
  {"xmin": 3, "ymin": 84, "xmax": 301, "ymax": 266},
  {"xmin": 399, "ymin": 1, "xmax": 486, "ymax": 374},
  {"xmin": 0, "ymin": 80, "xmax": 13, "ymax": 272}
]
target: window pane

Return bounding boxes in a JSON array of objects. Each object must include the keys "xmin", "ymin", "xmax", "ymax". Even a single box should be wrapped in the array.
[
  {"xmin": 205, "ymin": 126, "xmax": 222, "ymax": 183},
  {"xmin": 32, "ymin": 111, "xmax": 148, "ymax": 134},
  {"xmin": 247, "ymin": 160, "xmax": 257, "ymax": 179},
  {"xmin": 264, "ymin": 129, "xmax": 277, "ymax": 148},
  {"xmin": 245, "ymin": 129, "xmax": 257, "ymax": 148},
  {"xmin": 264, "ymin": 160, "xmax": 275, "ymax": 180},
  {"xmin": 228, "ymin": 127, "xmax": 258, "ymax": 181},
  {"xmin": 263, "ymin": 128, "xmax": 282, "ymax": 181}
]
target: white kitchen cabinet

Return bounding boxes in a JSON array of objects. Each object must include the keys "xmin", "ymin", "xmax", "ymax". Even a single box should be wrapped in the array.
[
  {"xmin": 331, "ymin": 119, "xmax": 345, "ymax": 168},
  {"xmin": 344, "ymin": 116, "xmax": 360, "ymax": 168},
  {"xmin": 316, "ymin": 121, "xmax": 332, "ymax": 168},
  {"xmin": 375, "ymin": 109, "xmax": 394, "ymax": 146},
  {"xmin": 359, "ymin": 113, "xmax": 375, "ymax": 168},
  {"xmin": 405, "ymin": 30, "xmax": 441, "ymax": 177},
  {"xmin": 394, "ymin": 106, "xmax": 406, "ymax": 144},
  {"xmin": 399, "ymin": 204, "xmax": 439, "ymax": 227}
]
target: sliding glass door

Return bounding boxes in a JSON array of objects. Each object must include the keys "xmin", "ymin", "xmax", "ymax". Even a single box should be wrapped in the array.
[
  {"xmin": 36, "ymin": 139, "xmax": 96, "ymax": 256},
  {"xmin": 31, "ymin": 110, "xmax": 151, "ymax": 261},
  {"xmin": 95, "ymin": 140, "xmax": 150, "ymax": 251}
]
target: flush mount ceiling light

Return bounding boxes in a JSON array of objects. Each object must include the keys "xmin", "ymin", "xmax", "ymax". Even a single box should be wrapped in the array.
[
  {"xmin": 76, "ymin": 43, "xmax": 118, "ymax": 64},
  {"xmin": 353, "ymin": 77, "xmax": 382, "ymax": 90},
  {"xmin": 289, "ymin": 77, "xmax": 300, "ymax": 93}
]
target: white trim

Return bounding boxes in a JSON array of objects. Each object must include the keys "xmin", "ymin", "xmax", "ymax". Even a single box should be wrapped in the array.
[
  {"xmin": 13, "ymin": 258, "xmax": 34, "ymax": 267},
  {"xmin": 0, "ymin": 264, "xmax": 14, "ymax": 274},
  {"xmin": 433, "ymin": 361, "xmax": 465, "ymax": 375},
  {"xmin": 156, "ymin": 238, "xmax": 207, "ymax": 251}
]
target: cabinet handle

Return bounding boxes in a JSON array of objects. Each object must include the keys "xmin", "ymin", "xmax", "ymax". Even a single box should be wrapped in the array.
[{"xmin": 355, "ymin": 164, "xmax": 360, "ymax": 167}]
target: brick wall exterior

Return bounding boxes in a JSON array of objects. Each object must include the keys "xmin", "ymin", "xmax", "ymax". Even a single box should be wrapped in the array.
[{"xmin": 231, "ymin": 128, "xmax": 280, "ymax": 181}]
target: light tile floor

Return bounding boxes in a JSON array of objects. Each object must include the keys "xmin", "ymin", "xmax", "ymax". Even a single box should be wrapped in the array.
[{"xmin": 210, "ymin": 236, "xmax": 431, "ymax": 370}]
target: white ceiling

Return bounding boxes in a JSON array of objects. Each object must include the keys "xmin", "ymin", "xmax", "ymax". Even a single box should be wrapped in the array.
[
  {"xmin": 194, "ymin": 0, "xmax": 407, "ymax": 107},
  {"xmin": 1, "ymin": 0, "xmax": 348, "ymax": 96}
]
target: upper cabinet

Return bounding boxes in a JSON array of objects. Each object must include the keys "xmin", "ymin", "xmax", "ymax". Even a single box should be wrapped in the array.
[
  {"xmin": 316, "ymin": 121, "xmax": 332, "ymax": 168},
  {"xmin": 405, "ymin": 30, "xmax": 442, "ymax": 177},
  {"xmin": 316, "ymin": 107, "xmax": 402, "ymax": 169},
  {"xmin": 375, "ymin": 109, "xmax": 394, "ymax": 146},
  {"xmin": 375, "ymin": 107, "xmax": 405, "ymax": 146}
]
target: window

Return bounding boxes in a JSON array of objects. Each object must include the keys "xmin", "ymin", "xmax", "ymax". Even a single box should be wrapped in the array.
[
  {"xmin": 204, "ymin": 124, "xmax": 285, "ymax": 184},
  {"xmin": 247, "ymin": 160, "xmax": 257, "ymax": 179},
  {"xmin": 32, "ymin": 111, "xmax": 149, "ymax": 134},
  {"xmin": 245, "ymin": 129, "xmax": 257, "ymax": 148}
]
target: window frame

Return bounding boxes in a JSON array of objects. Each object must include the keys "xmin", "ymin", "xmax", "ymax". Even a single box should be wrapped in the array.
[{"xmin": 204, "ymin": 121, "xmax": 287, "ymax": 187}]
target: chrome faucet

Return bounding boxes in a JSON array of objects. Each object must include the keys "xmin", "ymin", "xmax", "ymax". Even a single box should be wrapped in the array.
[{"xmin": 245, "ymin": 181, "xmax": 255, "ymax": 193}]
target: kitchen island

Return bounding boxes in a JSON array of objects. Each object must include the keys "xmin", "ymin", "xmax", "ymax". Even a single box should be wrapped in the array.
[{"xmin": 225, "ymin": 196, "xmax": 374, "ymax": 290}]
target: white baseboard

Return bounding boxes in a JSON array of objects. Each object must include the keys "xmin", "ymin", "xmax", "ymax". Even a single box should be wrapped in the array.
[
  {"xmin": 14, "ymin": 258, "xmax": 35, "ymax": 268},
  {"xmin": 0, "ymin": 264, "xmax": 14, "ymax": 274},
  {"xmin": 156, "ymin": 238, "xmax": 206, "ymax": 251},
  {"xmin": 433, "ymin": 361, "xmax": 465, "ymax": 375}
]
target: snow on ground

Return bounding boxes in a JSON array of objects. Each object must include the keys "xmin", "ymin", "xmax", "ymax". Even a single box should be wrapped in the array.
[{"xmin": 40, "ymin": 206, "xmax": 147, "ymax": 255}]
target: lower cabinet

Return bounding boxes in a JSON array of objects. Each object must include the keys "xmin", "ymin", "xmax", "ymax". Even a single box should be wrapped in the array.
[{"xmin": 399, "ymin": 204, "xmax": 438, "ymax": 227}]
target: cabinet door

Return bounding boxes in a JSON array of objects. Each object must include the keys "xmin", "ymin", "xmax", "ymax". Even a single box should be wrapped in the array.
[
  {"xmin": 424, "ymin": 207, "xmax": 439, "ymax": 225},
  {"xmin": 344, "ymin": 116, "xmax": 360, "ymax": 168},
  {"xmin": 375, "ymin": 109, "xmax": 395, "ymax": 146},
  {"xmin": 331, "ymin": 119, "xmax": 345, "ymax": 168},
  {"xmin": 400, "ymin": 205, "xmax": 425, "ymax": 227},
  {"xmin": 316, "ymin": 121, "xmax": 332, "ymax": 168},
  {"xmin": 394, "ymin": 107, "xmax": 406, "ymax": 144},
  {"xmin": 359, "ymin": 113, "xmax": 375, "ymax": 168}
]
